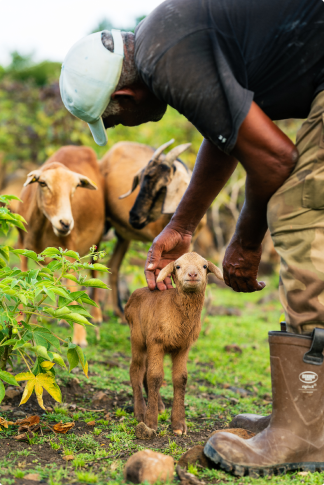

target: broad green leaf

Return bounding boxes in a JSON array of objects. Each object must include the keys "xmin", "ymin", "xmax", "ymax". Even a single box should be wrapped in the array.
[
  {"xmin": 41, "ymin": 247, "xmax": 61, "ymax": 257},
  {"xmin": 53, "ymin": 306, "xmax": 72, "ymax": 318},
  {"xmin": 40, "ymin": 361, "xmax": 55, "ymax": 370},
  {"xmin": 52, "ymin": 353, "xmax": 67, "ymax": 369},
  {"xmin": 64, "ymin": 250, "xmax": 80, "ymax": 260},
  {"xmin": 0, "ymin": 339, "xmax": 18, "ymax": 346},
  {"xmin": 63, "ymin": 274, "xmax": 79, "ymax": 284},
  {"xmin": 0, "ymin": 381, "xmax": 5, "ymax": 403},
  {"xmin": 91, "ymin": 263, "xmax": 108, "ymax": 272},
  {"xmin": 66, "ymin": 305, "xmax": 91, "ymax": 318},
  {"xmin": 0, "ymin": 246, "xmax": 9, "ymax": 262},
  {"xmin": 1, "ymin": 287, "xmax": 16, "ymax": 296},
  {"xmin": 43, "ymin": 287, "xmax": 56, "ymax": 302},
  {"xmin": 31, "ymin": 345, "xmax": 51, "ymax": 361},
  {"xmin": 17, "ymin": 293, "xmax": 27, "ymax": 305},
  {"xmin": 76, "ymin": 347, "xmax": 88, "ymax": 378},
  {"xmin": 79, "ymin": 294, "xmax": 99, "ymax": 308},
  {"xmin": 34, "ymin": 334, "xmax": 50, "ymax": 350},
  {"xmin": 50, "ymin": 287, "xmax": 72, "ymax": 300},
  {"xmin": 65, "ymin": 313, "xmax": 93, "ymax": 327},
  {"xmin": 11, "ymin": 249, "xmax": 39, "ymax": 261},
  {"xmin": 67, "ymin": 348, "xmax": 79, "ymax": 372},
  {"xmin": 13, "ymin": 340, "xmax": 28, "ymax": 350},
  {"xmin": 82, "ymin": 278, "xmax": 109, "ymax": 289},
  {"xmin": 0, "ymin": 370, "xmax": 18, "ymax": 386},
  {"xmin": 33, "ymin": 328, "xmax": 60, "ymax": 350}
]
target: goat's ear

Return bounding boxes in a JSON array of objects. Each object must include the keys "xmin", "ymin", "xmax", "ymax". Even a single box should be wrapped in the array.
[
  {"xmin": 24, "ymin": 170, "xmax": 41, "ymax": 186},
  {"xmin": 156, "ymin": 261, "xmax": 175, "ymax": 283},
  {"xmin": 207, "ymin": 261, "xmax": 223, "ymax": 280},
  {"xmin": 78, "ymin": 176, "xmax": 97, "ymax": 190},
  {"xmin": 119, "ymin": 169, "xmax": 142, "ymax": 199}
]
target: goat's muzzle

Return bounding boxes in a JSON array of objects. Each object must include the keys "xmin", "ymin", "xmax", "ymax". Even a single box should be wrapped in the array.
[{"xmin": 129, "ymin": 211, "xmax": 148, "ymax": 230}]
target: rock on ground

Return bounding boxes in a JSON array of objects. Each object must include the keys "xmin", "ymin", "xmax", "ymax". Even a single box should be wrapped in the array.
[
  {"xmin": 124, "ymin": 449, "xmax": 174, "ymax": 484},
  {"xmin": 135, "ymin": 422, "xmax": 156, "ymax": 440}
]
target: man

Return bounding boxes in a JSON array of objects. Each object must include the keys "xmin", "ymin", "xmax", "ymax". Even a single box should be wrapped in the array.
[{"xmin": 60, "ymin": 0, "xmax": 324, "ymax": 475}]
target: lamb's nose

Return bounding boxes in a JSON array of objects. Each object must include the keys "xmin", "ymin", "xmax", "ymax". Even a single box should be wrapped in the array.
[
  {"xmin": 60, "ymin": 219, "xmax": 70, "ymax": 230},
  {"xmin": 188, "ymin": 272, "xmax": 197, "ymax": 278}
]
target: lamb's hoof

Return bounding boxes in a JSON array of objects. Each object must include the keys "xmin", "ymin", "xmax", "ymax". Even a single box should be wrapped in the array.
[
  {"xmin": 173, "ymin": 429, "xmax": 186, "ymax": 436},
  {"xmin": 135, "ymin": 422, "xmax": 156, "ymax": 440}
]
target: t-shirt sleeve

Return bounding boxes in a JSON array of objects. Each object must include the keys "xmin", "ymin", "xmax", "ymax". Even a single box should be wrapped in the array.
[{"xmin": 136, "ymin": 30, "xmax": 253, "ymax": 154}]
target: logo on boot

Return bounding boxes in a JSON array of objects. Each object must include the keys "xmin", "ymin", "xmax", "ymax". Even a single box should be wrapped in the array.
[{"xmin": 299, "ymin": 371, "xmax": 318, "ymax": 384}]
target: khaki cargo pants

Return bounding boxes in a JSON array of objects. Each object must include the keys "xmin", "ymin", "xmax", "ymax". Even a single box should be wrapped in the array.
[{"xmin": 268, "ymin": 91, "xmax": 324, "ymax": 334}]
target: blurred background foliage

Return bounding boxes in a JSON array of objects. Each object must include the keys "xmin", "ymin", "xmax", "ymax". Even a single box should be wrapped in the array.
[{"xmin": 0, "ymin": 16, "xmax": 303, "ymax": 265}]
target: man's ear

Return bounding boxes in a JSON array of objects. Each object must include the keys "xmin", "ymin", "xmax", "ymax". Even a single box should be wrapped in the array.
[
  {"xmin": 207, "ymin": 261, "xmax": 223, "ymax": 280},
  {"xmin": 78, "ymin": 176, "xmax": 97, "ymax": 190},
  {"xmin": 156, "ymin": 262, "xmax": 175, "ymax": 283},
  {"xmin": 119, "ymin": 169, "xmax": 142, "ymax": 199},
  {"xmin": 24, "ymin": 170, "xmax": 42, "ymax": 186}
]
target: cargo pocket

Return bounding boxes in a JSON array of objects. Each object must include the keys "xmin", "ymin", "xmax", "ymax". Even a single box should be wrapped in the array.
[{"xmin": 302, "ymin": 114, "xmax": 324, "ymax": 209}]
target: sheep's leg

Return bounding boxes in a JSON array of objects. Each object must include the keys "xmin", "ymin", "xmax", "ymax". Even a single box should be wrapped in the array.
[
  {"xmin": 171, "ymin": 349, "xmax": 189, "ymax": 435},
  {"xmin": 90, "ymin": 259, "xmax": 103, "ymax": 342},
  {"xmin": 130, "ymin": 345, "xmax": 147, "ymax": 423},
  {"xmin": 145, "ymin": 345, "xmax": 164, "ymax": 430},
  {"xmin": 107, "ymin": 234, "xmax": 130, "ymax": 321},
  {"xmin": 143, "ymin": 372, "xmax": 165, "ymax": 413}
]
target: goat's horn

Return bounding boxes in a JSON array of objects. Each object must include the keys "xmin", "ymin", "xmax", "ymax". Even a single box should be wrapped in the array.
[
  {"xmin": 164, "ymin": 143, "xmax": 191, "ymax": 166},
  {"xmin": 150, "ymin": 139, "xmax": 175, "ymax": 163}
]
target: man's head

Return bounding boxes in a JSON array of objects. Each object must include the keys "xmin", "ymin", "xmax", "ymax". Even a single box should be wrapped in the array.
[{"xmin": 60, "ymin": 30, "xmax": 167, "ymax": 146}]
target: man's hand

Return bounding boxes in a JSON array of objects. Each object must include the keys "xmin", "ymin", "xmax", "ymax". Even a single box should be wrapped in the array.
[
  {"xmin": 145, "ymin": 225, "xmax": 192, "ymax": 290},
  {"xmin": 223, "ymin": 236, "xmax": 265, "ymax": 292}
]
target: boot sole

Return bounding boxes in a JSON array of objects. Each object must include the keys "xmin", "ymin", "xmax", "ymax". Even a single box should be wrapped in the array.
[{"xmin": 204, "ymin": 442, "xmax": 324, "ymax": 477}]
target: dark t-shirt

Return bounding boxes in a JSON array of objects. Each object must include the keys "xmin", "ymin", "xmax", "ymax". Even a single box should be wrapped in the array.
[{"xmin": 135, "ymin": 0, "xmax": 324, "ymax": 153}]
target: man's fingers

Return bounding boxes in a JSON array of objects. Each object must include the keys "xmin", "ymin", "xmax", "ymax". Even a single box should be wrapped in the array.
[
  {"xmin": 147, "ymin": 242, "xmax": 163, "ymax": 270},
  {"xmin": 145, "ymin": 268, "xmax": 157, "ymax": 291}
]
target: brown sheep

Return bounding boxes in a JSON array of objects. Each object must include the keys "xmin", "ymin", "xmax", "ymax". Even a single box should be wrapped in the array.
[
  {"xmin": 124, "ymin": 252, "xmax": 223, "ymax": 435},
  {"xmin": 17, "ymin": 146, "xmax": 106, "ymax": 347}
]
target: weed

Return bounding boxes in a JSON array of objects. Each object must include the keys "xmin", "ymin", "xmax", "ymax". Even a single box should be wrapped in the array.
[
  {"xmin": 115, "ymin": 408, "xmax": 127, "ymax": 417},
  {"xmin": 76, "ymin": 471, "xmax": 98, "ymax": 483},
  {"xmin": 73, "ymin": 457, "xmax": 86, "ymax": 469},
  {"xmin": 93, "ymin": 427, "xmax": 102, "ymax": 436},
  {"xmin": 50, "ymin": 441, "xmax": 60, "ymax": 450},
  {"xmin": 188, "ymin": 464, "xmax": 199, "ymax": 476},
  {"xmin": 13, "ymin": 470, "xmax": 25, "ymax": 479}
]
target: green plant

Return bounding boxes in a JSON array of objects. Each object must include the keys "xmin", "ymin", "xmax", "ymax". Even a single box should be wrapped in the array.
[
  {"xmin": 0, "ymin": 194, "xmax": 109, "ymax": 409},
  {"xmin": 76, "ymin": 471, "xmax": 98, "ymax": 483},
  {"xmin": 188, "ymin": 463, "xmax": 199, "ymax": 476},
  {"xmin": 93, "ymin": 427, "xmax": 102, "ymax": 436},
  {"xmin": 13, "ymin": 469, "xmax": 25, "ymax": 478},
  {"xmin": 115, "ymin": 408, "xmax": 127, "ymax": 417}
]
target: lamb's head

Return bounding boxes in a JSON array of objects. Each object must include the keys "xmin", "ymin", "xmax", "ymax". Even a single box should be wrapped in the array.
[
  {"xmin": 24, "ymin": 162, "xmax": 97, "ymax": 237},
  {"xmin": 156, "ymin": 252, "xmax": 223, "ymax": 293}
]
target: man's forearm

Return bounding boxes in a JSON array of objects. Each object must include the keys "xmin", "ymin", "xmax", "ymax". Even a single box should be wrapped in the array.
[{"xmin": 170, "ymin": 138, "xmax": 237, "ymax": 233}]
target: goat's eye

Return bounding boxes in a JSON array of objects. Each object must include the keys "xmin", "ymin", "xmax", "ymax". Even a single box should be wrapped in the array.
[
  {"xmin": 203, "ymin": 264, "xmax": 207, "ymax": 269},
  {"xmin": 39, "ymin": 181, "xmax": 47, "ymax": 187},
  {"xmin": 176, "ymin": 265, "xmax": 180, "ymax": 270}
]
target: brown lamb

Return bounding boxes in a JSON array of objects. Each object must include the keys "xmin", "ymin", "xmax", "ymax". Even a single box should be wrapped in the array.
[{"xmin": 124, "ymin": 252, "xmax": 223, "ymax": 435}]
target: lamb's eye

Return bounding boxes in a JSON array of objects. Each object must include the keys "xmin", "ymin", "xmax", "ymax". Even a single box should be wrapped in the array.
[
  {"xmin": 203, "ymin": 264, "xmax": 207, "ymax": 269},
  {"xmin": 39, "ymin": 181, "xmax": 47, "ymax": 187},
  {"xmin": 176, "ymin": 265, "xmax": 180, "ymax": 270}
]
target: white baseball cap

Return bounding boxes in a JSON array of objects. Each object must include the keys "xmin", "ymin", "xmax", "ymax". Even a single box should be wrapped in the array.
[{"xmin": 60, "ymin": 29, "xmax": 124, "ymax": 146}]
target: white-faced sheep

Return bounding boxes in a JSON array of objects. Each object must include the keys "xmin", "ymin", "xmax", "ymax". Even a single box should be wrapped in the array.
[{"xmin": 124, "ymin": 252, "xmax": 223, "ymax": 435}]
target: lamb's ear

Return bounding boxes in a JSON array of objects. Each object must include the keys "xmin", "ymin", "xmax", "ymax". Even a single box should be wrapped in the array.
[
  {"xmin": 78, "ymin": 175, "xmax": 97, "ymax": 190},
  {"xmin": 156, "ymin": 261, "xmax": 175, "ymax": 283},
  {"xmin": 207, "ymin": 261, "xmax": 223, "ymax": 280},
  {"xmin": 119, "ymin": 169, "xmax": 142, "ymax": 199},
  {"xmin": 24, "ymin": 170, "xmax": 41, "ymax": 186}
]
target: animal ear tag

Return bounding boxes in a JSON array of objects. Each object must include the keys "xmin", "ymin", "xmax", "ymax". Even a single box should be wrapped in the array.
[
  {"xmin": 78, "ymin": 177, "xmax": 97, "ymax": 190},
  {"xmin": 24, "ymin": 170, "xmax": 41, "ymax": 186},
  {"xmin": 207, "ymin": 261, "xmax": 223, "ymax": 280}
]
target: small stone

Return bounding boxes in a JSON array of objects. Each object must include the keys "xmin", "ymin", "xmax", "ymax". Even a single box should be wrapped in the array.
[
  {"xmin": 13, "ymin": 411, "xmax": 26, "ymax": 417},
  {"xmin": 92, "ymin": 391, "xmax": 109, "ymax": 407},
  {"xmin": 46, "ymin": 407, "xmax": 53, "ymax": 412},
  {"xmin": 124, "ymin": 449, "xmax": 174, "ymax": 484},
  {"xmin": 24, "ymin": 473, "xmax": 41, "ymax": 481},
  {"xmin": 0, "ymin": 405, "xmax": 12, "ymax": 411},
  {"xmin": 68, "ymin": 404, "xmax": 77, "ymax": 411},
  {"xmin": 229, "ymin": 398, "xmax": 239, "ymax": 405},
  {"xmin": 178, "ymin": 445, "xmax": 213, "ymax": 470},
  {"xmin": 63, "ymin": 455, "xmax": 74, "ymax": 461},
  {"xmin": 135, "ymin": 422, "xmax": 156, "ymax": 440},
  {"xmin": 5, "ymin": 387, "xmax": 21, "ymax": 400},
  {"xmin": 86, "ymin": 421, "xmax": 96, "ymax": 426}
]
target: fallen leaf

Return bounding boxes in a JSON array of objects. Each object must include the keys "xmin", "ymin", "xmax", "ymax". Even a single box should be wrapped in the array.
[
  {"xmin": 110, "ymin": 461, "xmax": 119, "ymax": 471},
  {"xmin": 86, "ymin": 420, "xmax": 96, "ymax": 426},
  {"xmin": 119, "ymin": 416, "xmax": 126, "ymax": 422},
  {"xmin": 24, "ymin": 473, "xmax": 40, "ymax": 481},
  {"xmin": 18, "ymin": 424, "xmax": 40, "ymax": 434},
  {"xmin": 63, "ymin": 455, "xmax": 74, "ymax": 461},
  {"xmin": 16, "ymin": 415, "xmax": 40, "ymax": 426},
  {"xmin": 104, "ymin": 413, "xmax": 111, "ymax": 420},
  {"xmin": 0, "ymin": 416, "xmax": 15, "ymax": 431},
  {"xmin": 14, "ymin": 431, "xmax": 34, "ymax": 441},
  {"xmin": 16, "ymin": 372, "xmax": 62, "ymax": 410},
  {"xmin": 52, "ymin": 421, "xmax": 75, "ymax": 434}
]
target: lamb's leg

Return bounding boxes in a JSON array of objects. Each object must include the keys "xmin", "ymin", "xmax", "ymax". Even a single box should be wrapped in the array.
[
  {"xmin": 144, "ymin": 372, "xmax": 165, "ymax": 413},
  {"xmin": 130, "ymin": 345, "xmax": 147, "ymax": 423},
  {"xmin": 107, "ymin": 234, "xmax": 130, "ymax": 321},
  {"xmin": 145, "ymin": 345, "xmax": 164, "ymax": 430},
  {"xmin": 171, "ymin": 349, "xmax": 189, "ymax": 435}
]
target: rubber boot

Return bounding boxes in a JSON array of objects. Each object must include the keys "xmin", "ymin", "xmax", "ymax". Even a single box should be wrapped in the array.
[{"xmin": 205, "ymin": 327, "xmax": 324, "ymax": 476}]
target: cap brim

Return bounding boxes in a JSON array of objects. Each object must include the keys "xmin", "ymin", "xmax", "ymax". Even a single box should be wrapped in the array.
[{"xmin": 88, "ymin": 117, "xmax": 108, "ymax": 146}]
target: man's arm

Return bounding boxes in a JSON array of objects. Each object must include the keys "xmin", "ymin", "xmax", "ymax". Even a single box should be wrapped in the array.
[{"xmin": 145, "ymin": 101, "xmax": 298, "ymax": 291}]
